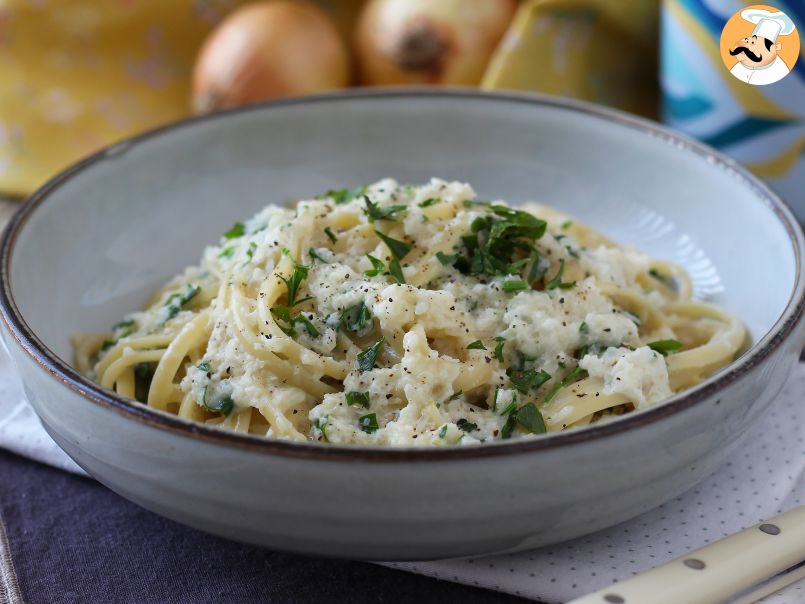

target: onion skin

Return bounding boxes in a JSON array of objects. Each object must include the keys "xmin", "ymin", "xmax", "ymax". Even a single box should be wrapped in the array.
[
  {"xmin": 356, "ymin": 0, "xmax": 517, "ymax": 86},
  {"xmin": 192, "ymin": 1, "xmax": 350, "ymax": 113}
]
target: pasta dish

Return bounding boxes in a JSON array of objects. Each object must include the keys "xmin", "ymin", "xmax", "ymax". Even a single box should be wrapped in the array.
[{"xmin": 74, "ymin": 179, "xmax": 746, "ymax": 446}]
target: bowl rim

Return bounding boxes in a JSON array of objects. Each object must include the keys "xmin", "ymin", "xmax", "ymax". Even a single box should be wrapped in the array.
[{"xmin": 1, "ymin": 88, "xmax": 803, "ymax": 462}]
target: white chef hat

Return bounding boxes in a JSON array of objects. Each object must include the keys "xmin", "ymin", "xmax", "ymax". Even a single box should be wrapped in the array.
[{"xmin": 741, "ymin": 8, "xmax": 796, "ymax": 43}]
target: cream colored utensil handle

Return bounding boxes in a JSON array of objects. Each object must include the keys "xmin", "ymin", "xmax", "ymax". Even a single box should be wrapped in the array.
[{"xmin": 569, "ymin": 506, "xmax": 805, "ymax": 604}]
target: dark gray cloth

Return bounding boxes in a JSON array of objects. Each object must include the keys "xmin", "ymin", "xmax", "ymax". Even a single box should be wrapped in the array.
[{"xmin": 0, "ymin": 450, "xmax": 526, "ymax": 604}]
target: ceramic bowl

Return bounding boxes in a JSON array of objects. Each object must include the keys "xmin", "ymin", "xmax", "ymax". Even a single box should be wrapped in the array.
[{"xmin": 1, "ymin": 90, "xmax": 803, "ymax": 560}]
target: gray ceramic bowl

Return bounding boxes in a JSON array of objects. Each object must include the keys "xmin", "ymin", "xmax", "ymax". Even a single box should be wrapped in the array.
[{"xmin": 1, "ymin": 90, "xmax": 804, "ymax": 560}]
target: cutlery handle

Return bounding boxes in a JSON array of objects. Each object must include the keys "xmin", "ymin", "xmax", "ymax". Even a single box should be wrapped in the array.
[{"xmin": 569, "ymin": 506, "xmax": 805, "ymax": 604}]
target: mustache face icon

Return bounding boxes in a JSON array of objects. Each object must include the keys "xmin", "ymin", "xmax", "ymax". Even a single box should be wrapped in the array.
[{"xmin": 730, "ymin": 45, "xmax": 763, "ymax": 62}]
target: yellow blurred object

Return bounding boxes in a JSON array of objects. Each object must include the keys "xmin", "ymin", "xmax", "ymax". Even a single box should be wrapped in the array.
[
  {"xmin": 482, "ymin": 0, "xmax": 659, "ymax": 119},
  {"xmin": 0, "ymin": 0, "xmax": 366, "ymax": 197},
  {"xmin": 0, "ymin": 0, "xmax": 261, "ymax": 197}
]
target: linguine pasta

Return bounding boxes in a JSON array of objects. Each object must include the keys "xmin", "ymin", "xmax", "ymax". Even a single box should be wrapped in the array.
[{"xmin": 74, "ymin": 179, "xmax": 746, "ymax": 446}]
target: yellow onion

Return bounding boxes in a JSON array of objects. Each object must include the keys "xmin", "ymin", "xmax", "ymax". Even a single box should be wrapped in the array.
[
  {"xmin": 355, "ymin": 0, "xmax": 517, "ymax": 86},
  {"xmin": 192, "ymin": 1, "xmax": 350, "ymax": 113}
]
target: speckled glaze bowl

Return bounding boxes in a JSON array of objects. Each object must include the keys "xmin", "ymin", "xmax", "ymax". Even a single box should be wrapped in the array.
[{"xmin": 1, "ymin": 90, "xmax": 803, "ymax": 560}]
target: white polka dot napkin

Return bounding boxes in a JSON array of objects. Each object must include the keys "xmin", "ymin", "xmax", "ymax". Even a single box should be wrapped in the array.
[{"xmin": 0, "ymin": 343, "xmax": 802, "ymax": 603}]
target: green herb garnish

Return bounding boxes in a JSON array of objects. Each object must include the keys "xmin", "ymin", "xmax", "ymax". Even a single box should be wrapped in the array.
[
  {"xmin": 647, "ymin": 339, "xmax": 683, "ymax": 356},
  {"xmin": 223, "ymin": 222, "xmax": 245, "ymax": 239},
  {"xmin": 320, "ymin": 184, "xmax": 367, "ymax": 205},
  {"xmin": 513, "ymin": 403, "xmax": 546, "ymax": 434},
  {"xmin": 270, "ymin": 306, "xmax": 320, "ymax": 338},
  {"xmin": 493, "ymin": 336, "xmax": 506, "ymax": 363},
  {"xmin": 357, "ymin": 337, "xmax": 386, "ymax": 373},
  {"xmin": 218, "ymin": 246, "xmax": 235, "ymax": 259},
  {"xmin": 438, "ymin": 425, "xmax": 448, "ymax": 438},
  {"xmin": 364, "ymin": 197, "xmax": 406, "ymax": 222},
  {"xmin": 560, "ymin": 220, "xmax": 573, "ymax": 230},
  {"xmin": 359, "ymin": 413, "xmax": 379, "ymax": 434},
  {"xmin": 277, "ymin": 253, "xmax": 312, "ymax": 307},
  {"xmin": 545, "ymin": 259, "xmax": 575, "ymax": 290},
  {"xmin": 502, "ymin": 280, "xmax": 529, "ymax": 293},
  {"xmin": 309, "ymin": 248, "xmax": 330, "ymax": 264},
  {"xmin": 245, "ymin": 241, "xmax": 257, "ymax": 263},
  {"xmin": 447, "ymin": 391, "xmax": 463, "ymax": 402},
  {"xmin": 374, "ymin": 230, "xmax": 413, "ymax": 260},
  {"xmin": 456, "ymin": 419, "xmax": 478, "ymax": 433},
  {"xmin": 197, "ymin": 361, "xmax": 210, "ymax": 372},
  {"xmin": 648, "ymin": 268, "xmax": 677, "ymax": 291},
  {"xmin": 579, "ymin": 321, "xmax": 589, "ymax": 335},
  {"xmin": 340, "ymin": 302, "xmax": 372, "ymax": 334},
  {"xmin": 436, "ymin": 251, "xmax": 459, "ymax": 266},
  {"xmin": 314, "ymin": 416, "xmax": 329, "ymax": 441},
  {"xmin": 387, "ymin": 258, "xmax": 405, "ymax": 284},
  {"xmin": 201, "ymin": 386, "xmax": 234, "ymax": 416},
  {"xmin": 364, "ymin": 254, "xmax": 386, "ymax": 277},
  {"xmin": 418, "ymin": 198, "xmax": 440, "ymax": 208},
  {"xmin": 345, "ymin": 391, "xmax": 371, "ymax": 408},
  {"xmin": 163, "ymin": 284, "xmax": 200, "ymax": 323},
  {"xmin": 507, "ymin": 368, "xmax": 552, "ymax": 394},
  {"xmin": 544, "ymin": 366, "xmax": 587, "ymax": 403},
  {"xmin": 324, "ymin": 227, "xmax": 338, "ymax": 243},
  {"xmin": 467, "ymin": 340, "xmax": 486, "ymax": 350}
]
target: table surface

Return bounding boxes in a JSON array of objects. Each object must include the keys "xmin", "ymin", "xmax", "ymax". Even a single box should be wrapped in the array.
[{"xmin": 0, "ymin": 450, "xmax": 528, "ymax": 604}]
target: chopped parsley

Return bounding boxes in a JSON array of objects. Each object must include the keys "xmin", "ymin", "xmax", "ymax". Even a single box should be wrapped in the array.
[
  {"xmin": 545, "ymin": 259, "xmax": 576, "ymax": 290},
  {"xmin": 447, "ymin": 390, "xmax": 463, "ymax": 402},
  {"xmin": 648, "ymin": 268, "xmax": 677, "ymax": 291},
  {"xmin": 647, "ymin": 339, "xmax": 683, "ymax": 356},
  {"xmin": 502, "ymin": 279, "xmax": 529, "ymax": 293},
  {"xmin": 357, "ymin": 337, "xmax": 385, "ymax": 372},
  {"xmin": 309, "ymin": 248, "xmax": 330, "ymax": 264},
  {"xmin": 544, "ymin": 366, "xmax": 587, "ymax": 403},
  {"xmin": 223, "ymin": 222, "xmax": 245, "ymax": 239},
  {"xmin": 324, "ymin": 227, "xmax": 338, "ymax": 243},
  {"xmin": 320, "ymin": 184, "xmax": 367, "ymax": 205},
  {"xmin": 100, "ymin": 319, "xmax": 137, "ymax": 352},
  {"xmin": 387, "ymin": 258, "xmax": 405, "ymax": 284},
  {"xmin": 277, "ymin": 252, "xmax": 312, "ymax": 307},
  {"xmin": 270, "ymin": 307, "xmax": 320, "ymax": 338},
  {"xmin": 451, "ymin": 205, "xmax": 547, "ymax": 278},
  {"xmin": 507, "ymin": 367, "xmax": 552, "ymax": 394},
  {"xmin": 314, "ymin": 416, "xmax": 329, "ymax": 441},
  {"xmin": 364, "ymin": 254, "xmax": 386, "ymax": 277},
  {"xmin": 456, "ymin": 419, "xmax": 478, "ymax": 433},
  {"xmin": 340, "ymin": 302, "xmax": 372, "ymax": 334},
  {"xmin": 201, "ymin": 386, "xmax": 234, "ymax": 416},
  {"xmin": 375, "ymin": 230, "xmax": 412, "ymax": 285},
  {"xmin": 560, "ymin": 220, "xmax": 573, "ymax": 230},
  {"xmin": 579, "ymin": 321, "xmax": 589, "ymax": 335},
  {"xmin": 438, "ymin": 425, "xmax": 448, "ymax": 438},
  {"xmin": 501, "ymin": 402, "xmax": 547, "ymax": 438},
  {"xmin": 513, "ymin": 403, "xmax": 546, "ymax": 434},
  {"xmin": 345, "ymin": 391, "xmax": 371, "ymax": 408},
  {"xmin": 494, "ymin": 336, "xmax": 506, "ymax": 363},
  {"xmin": 218, "ymin": 246, "xmax": 235, "ymax": 259},
  {"xmin": 245, "ymin": 241, "xmax": 257, "ymax": 263},
  {"xmin": 358, "ymin": 412, "xmax": 379, "ymax": 434},
  {"xmin": 466, "ymin": 340, "xmax": 486, "ymax": 350},
  {"xmin": 163, "ymin": 284, "xmax": 200, "ymax": 324},
  {"xmin": 374, "ymin": 230, "xmax": 413, "ymax": 260},
  {"xmin": 363, "ymin": 197, "xmax": 406, "ymax": 222},
  {"xmin": 436, "ymin": 251, "xmax": 459, "ymax": 266},
  {"xmin": 418, "ymin": 198, "xmax": 440, "ymax": 208},
  {"xmin": 197, "ymin": 360, "xmax": 210, "ymax": 372}
]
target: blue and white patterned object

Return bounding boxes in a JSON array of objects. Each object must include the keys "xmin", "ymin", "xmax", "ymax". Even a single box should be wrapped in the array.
[{"xmin": 662, "ymin": 0, "xmax": 805, "ymax": 219}]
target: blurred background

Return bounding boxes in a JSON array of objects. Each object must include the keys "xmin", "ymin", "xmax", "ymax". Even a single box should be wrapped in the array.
[{"xmin": 0, "ymin": 0, "xmax": 802, "ymax": 216}]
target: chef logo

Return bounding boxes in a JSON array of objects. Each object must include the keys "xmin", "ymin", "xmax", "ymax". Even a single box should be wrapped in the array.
[{"xmin": 719, "ymin": 5, "xmax": 799, "ymax": 86}]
